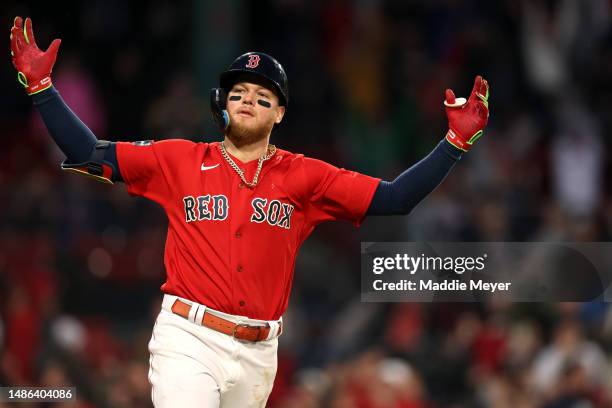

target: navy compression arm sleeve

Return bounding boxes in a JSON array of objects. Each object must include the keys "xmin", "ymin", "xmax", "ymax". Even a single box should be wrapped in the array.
[
  {"xmin": 31, "ymin": 86, "xmax": 121, "ymax": 181},
  {"xmin": 367, "ymin": 140, "xmax": 462, "ymax": 215}
]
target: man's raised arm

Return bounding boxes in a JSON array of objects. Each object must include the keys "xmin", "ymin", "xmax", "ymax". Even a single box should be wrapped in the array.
[
  {"xmin": 368, "ymin": 76, "xmax": 490, "ymax": 215},
  {"xmin": 10, "ymin": 16, "xmax": 120, "ymax": 183}
]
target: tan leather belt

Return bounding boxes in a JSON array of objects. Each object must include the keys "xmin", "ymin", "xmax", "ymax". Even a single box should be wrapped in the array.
[{"xmin": 171, "ymin": 299, "xmax": 279, "ymax": 342}]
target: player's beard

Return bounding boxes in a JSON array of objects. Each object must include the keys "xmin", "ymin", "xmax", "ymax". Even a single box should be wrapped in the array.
[{"xmin": 226, "ymin": 119, "xmax": 272, "ymax": 147}]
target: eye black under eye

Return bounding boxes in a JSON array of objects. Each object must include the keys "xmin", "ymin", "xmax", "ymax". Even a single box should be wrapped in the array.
[
  {"xmin": 257, "ymin": 99, "xmax": 271, "ymax": 108},
  {"xmin": 229, "ymin": 95, "xmax": 241, "ymax": 101}
]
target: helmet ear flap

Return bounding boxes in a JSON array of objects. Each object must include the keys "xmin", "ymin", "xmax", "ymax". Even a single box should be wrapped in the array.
[{"xmin": 210, "ymin": 88, "xmax": 229, "ymax": 131}]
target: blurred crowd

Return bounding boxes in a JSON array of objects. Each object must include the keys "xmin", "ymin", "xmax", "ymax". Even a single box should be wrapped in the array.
[{"xmin": 1, "ymin": 0, "xmax": 612, "ymax": 407}]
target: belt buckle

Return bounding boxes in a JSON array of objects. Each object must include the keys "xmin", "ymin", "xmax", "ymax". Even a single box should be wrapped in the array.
[{"xmin": 233, "ymin": 324, "xmax": 262, "ymax": 342}]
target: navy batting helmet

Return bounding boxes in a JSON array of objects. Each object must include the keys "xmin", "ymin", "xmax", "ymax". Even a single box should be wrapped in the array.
[{"xmin": 211, "ymin": 52, "xmax": 289, "ymax": 130}]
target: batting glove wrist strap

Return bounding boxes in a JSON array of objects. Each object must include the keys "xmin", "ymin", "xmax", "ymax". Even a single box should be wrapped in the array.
[
  {"xmin": 20, "ymin": 74, "xmax": 53, "ymax": 95},
  {"xmin": 10, "ymin": 17, "xmax": 61, "ymax": 96},
  {"xmin": 443, "ymin": 76, "xmax": 490, "ymax": 152}
]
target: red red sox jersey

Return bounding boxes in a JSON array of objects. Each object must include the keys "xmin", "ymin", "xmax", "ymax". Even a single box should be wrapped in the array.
[{"xmin": 116, "ymin": 140, "xmax": 380, "ymax": 320}]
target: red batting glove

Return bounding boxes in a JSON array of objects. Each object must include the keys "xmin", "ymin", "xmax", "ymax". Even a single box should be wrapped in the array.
[
  {"xmin": 10, "ymin": 16, "xmax": 61, "ymax": 95},
  {"xmin": 444, "ymin": 76, "xmax": 490, "ymax": 152}
]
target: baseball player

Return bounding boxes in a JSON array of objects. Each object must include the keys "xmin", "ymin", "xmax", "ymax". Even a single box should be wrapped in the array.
[{"xmin": 10, "ymin": 17, "xmax": 489, "ymax": 407}]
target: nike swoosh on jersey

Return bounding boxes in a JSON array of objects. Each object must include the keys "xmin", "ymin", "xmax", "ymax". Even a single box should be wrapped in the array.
[{"xmin": 201, "ymin": 163, "xmax": 220, "ymax": 171}]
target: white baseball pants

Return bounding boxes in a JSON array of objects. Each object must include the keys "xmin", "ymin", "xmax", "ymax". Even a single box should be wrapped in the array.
[{"xmin": 148, "ymin": 295, "xmax": 280, "ymax": 408}]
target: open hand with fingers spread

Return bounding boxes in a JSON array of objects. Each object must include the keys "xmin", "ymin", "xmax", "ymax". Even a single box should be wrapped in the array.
[
  {"xmin": 444, "ymin": 76, "xmax": 490, "ymax": 152},
  {"xmin": 10, "ymin": 16, "xmax": 61, "ymax": 95}
]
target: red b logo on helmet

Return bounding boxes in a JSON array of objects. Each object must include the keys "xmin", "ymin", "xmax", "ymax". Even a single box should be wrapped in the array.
[{"xmin": 246, "ymin": 54, "xmax": 260, "ymax": 68}]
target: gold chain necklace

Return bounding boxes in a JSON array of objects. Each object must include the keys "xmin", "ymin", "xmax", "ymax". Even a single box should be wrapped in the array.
[{"xmin": 219, "ymin": 142, "xmax": 276, "ymax": 188}]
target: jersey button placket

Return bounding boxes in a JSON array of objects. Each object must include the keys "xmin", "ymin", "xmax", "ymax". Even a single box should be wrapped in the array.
[
  {"xmin": 235, "ymin": 231, "xmax": 242, "ymax": 238},
  {"xmin": 227, "ymin": 168, "xmax": 240, "ymax": 316}
]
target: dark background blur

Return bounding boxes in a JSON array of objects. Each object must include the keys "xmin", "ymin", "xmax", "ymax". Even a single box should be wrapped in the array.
[{"xmin": 2, "ymin": 1, "xmax": 612, "ymax": 407}]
